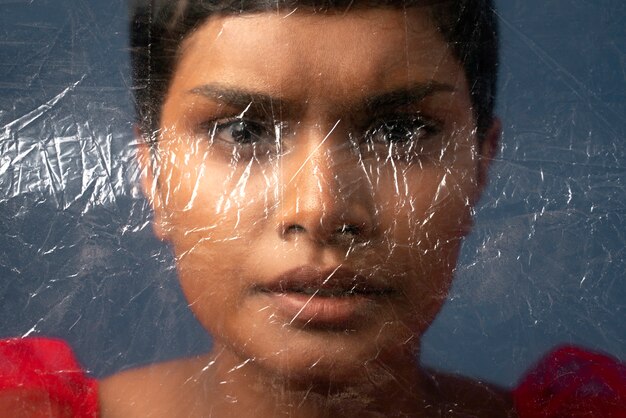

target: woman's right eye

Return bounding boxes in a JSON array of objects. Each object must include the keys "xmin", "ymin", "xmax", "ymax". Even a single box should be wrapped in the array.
[{"xmin": 210, "ymin": 118, "xmax": 275, "ymax": 145}]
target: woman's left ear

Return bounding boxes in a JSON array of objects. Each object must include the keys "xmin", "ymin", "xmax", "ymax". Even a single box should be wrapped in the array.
[{"xmin": 477, "ymin": 117, "xmax": 501, "ymax": 192}]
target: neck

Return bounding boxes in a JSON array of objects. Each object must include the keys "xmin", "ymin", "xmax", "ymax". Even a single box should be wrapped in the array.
[{"xmin": 193, "ymin": 344, "xmax": 431, "ymax": 418}]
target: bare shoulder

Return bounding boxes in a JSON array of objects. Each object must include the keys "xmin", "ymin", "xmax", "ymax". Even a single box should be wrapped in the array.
[
  {"xmin": 99, "ymin": 356, "xmax": 210, "ymax": 418},
  {"xmin": 424, "ymin": 369, "xmax": 517, "ymax": 417}
]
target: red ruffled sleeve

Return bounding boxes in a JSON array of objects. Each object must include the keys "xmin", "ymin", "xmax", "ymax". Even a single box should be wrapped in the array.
[
  {"xmin": 0, "ymin": 337, "xmax": 99, "ymax": 417},
  {"xmin": 514, "ymin": 345, "xmax": 626, "ymax": 417}
]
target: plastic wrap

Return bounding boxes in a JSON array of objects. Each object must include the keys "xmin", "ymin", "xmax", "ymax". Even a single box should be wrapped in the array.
[{"xmin": 0, "ymin": 0, "xmax": 624, "ymax": 416}]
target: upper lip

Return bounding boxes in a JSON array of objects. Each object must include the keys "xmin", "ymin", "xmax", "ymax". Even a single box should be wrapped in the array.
[{"xmin": 257, "ymin": 265, "xmax": 394, "ymax": 297}]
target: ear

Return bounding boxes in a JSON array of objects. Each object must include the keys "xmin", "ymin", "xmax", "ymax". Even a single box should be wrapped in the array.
[
  {"xmin": 461, "ymin": 118, "xmax": 500, "ymax": 236},
  {"xmin": 135, "ymin": 126, "xmax": 168, "ymax": 241},
  {"xmin": 477, "ymin": 117, "xmax": 501, "ymax": 192}
]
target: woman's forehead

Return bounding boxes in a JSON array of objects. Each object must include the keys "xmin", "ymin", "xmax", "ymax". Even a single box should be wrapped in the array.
[
  {"xmin": 180, "ymin": 7, "xmax": 444, "ymax": 62},
  {"xmin": 171, "ymin": 8, "xmax": 467, "ymax": 106}
]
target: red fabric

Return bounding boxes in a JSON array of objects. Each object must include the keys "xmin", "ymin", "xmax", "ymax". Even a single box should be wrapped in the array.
[
  {"xmin": 0, "ymin": 338, "xmax": 99, "ymax": 417},
  {"xmin": 514, "ymin": 345, "xmax": 626, "ymax": 418}
]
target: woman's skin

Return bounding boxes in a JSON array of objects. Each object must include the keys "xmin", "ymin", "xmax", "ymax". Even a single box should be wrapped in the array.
[{"xmin": 101, "ymin": 7, "xmax": 507, "ymax": 417}]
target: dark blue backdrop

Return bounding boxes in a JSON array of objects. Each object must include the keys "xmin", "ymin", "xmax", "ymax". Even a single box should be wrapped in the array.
[{"xmin": 0, "ymin": 0, "xmax": 623, "ymax": 387}]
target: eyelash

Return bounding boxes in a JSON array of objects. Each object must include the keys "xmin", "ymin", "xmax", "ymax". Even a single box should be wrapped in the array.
[
  {"xmin": 201, "ymin": 113, "xmax": 442, "ymax": 158},
  {"xmin": 206, "ymin": 117, "xmax": 278, "ymax": 145},
  {"xmin": 364, "ymin": 115, "xmax": 442, "ymax": 146}
]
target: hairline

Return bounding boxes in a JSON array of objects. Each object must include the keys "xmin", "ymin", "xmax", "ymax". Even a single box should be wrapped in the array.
[{"xmin": 131, "ymin": 1, "xmax": 498, "ymax": 142}]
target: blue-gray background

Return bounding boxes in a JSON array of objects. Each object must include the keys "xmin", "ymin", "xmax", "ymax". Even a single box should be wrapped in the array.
[{"xmin": 0, "ymin": 0, "xmax": 623, "ymax": 387}]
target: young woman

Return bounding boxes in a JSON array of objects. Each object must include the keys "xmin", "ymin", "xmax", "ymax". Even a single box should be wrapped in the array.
[
  {"xmin": 1, "ymin": 1, "xmax": 623, "ymax": 417},
  {"xmin": 101, "ymin": 1, "xmax": 507, "ymax": 416}
]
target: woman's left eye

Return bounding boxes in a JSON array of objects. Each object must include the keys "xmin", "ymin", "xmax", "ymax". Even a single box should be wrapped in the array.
[{"xmin": 365, "ymin": 116, "xmax": 441, "ymax": 146}]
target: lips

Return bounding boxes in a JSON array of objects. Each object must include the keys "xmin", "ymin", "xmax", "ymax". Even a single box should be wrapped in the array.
[{"xmin": 255, "ymin": 266, "xmax": 393, "ymax": 328}]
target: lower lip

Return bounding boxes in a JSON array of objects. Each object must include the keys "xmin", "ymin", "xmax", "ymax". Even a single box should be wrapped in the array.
[{"xmin": 263, "ymin": 291, "xmax": 374, "ymax": 327}]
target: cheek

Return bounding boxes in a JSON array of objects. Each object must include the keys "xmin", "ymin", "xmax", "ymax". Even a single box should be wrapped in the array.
[
  {"xmin": 155, "ymin": 143, "xmax": 280, "ymax": 306},
  {"xmin": 376, "ymin": 166, "xmax": 475, "ymax": 243},
  {"xmin": 158, "ymin": 140, "xmax": 278, "ymax": 248},
  {"xmin": 372, "ymin": 165, "xmax": 476, "ymax": 315},
  {"xmin": 173, "ymin": 241, "xmax": 246, "ymax": 339}
]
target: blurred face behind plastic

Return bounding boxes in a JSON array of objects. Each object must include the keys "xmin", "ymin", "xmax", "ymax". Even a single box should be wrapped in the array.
[{"xmin": 140, "ymin": 8, "xmax": 492, "ymax": 383}]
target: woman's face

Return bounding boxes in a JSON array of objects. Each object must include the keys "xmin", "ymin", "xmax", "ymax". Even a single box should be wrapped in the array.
[{"xmin": 144, "ymin": 8, "xmax": 494, "ymax": 381}]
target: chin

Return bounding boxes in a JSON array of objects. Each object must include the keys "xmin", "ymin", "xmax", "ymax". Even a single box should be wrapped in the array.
[{"xmin": 226, "ymin": 320, "xmax": 422, "ymax": 388}]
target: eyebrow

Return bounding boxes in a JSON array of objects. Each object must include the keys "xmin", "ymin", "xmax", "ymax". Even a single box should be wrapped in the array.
[
  {"xmin": 365, "ymin": 82, "xmax": 456, "ymax": 113},
  {"xmin": 188, "ymin": 81, "xmax": 455, "ymax": 114},
  {"xmin": 189, "ymin": 84, "xmax": 292, "ymax": 113}
]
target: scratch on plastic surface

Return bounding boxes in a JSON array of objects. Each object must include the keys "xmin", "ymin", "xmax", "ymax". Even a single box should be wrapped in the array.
[
  {"xmin": 227, "ymin": 357, "xmax": 253, "ymax": 373},
  {"xmin": 282, "ymin": 7, "xmax": 298, "ymax": 18},
  {"xmin": 308, "ymin": 356, "xmax": 324, "ymax": 369},
  {"xmin": 232, "ymin": 158, "xmax": 253, "ymax": 202},
  {"xmin": 297, "ymin": 386, "xmax": 314, "ymax": 407},
  {"xmin": 183, "ymin": 163, "xmax": 206, "ymax": 211},
  {"xmin": 287, "ymin": 119, "xmax": 340, "ymax": 185},
  {"xmin": 288, "ymin": 291, "xmax": 319, "ymax": 325},
  {"xmin": 22, "ymin": 319, "xmax": 44, "ymax": 338}
]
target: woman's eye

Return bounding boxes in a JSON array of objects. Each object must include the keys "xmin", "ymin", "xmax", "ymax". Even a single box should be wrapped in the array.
[
  {"xmin": 366, "ymin": 117, "xmax": 440, "ymax": 146},
  {"xmin": 210, "ymin": 118, "xmax": 275, "ymax": 145}
]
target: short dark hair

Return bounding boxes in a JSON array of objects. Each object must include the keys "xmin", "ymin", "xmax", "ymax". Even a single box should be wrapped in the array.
[{"xmin": 130, "ymin": 0, "xmax": 498, "ymax": 140}]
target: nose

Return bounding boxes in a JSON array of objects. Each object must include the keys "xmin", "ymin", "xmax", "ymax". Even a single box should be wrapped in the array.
[{"xmin": 277, "ymin": 124, "xmax": 376, "ymax": 245}]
